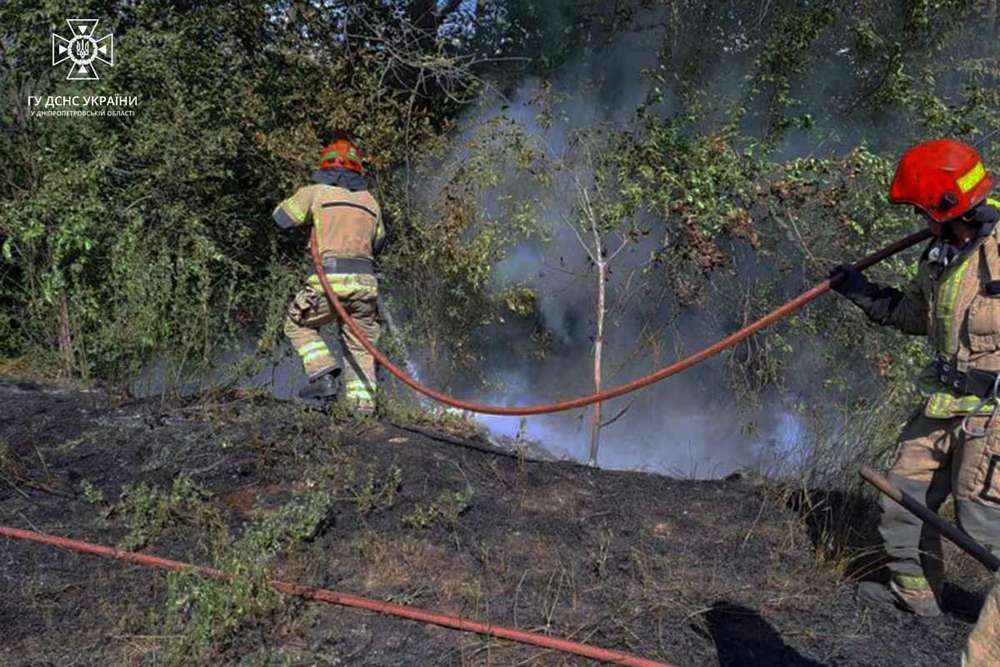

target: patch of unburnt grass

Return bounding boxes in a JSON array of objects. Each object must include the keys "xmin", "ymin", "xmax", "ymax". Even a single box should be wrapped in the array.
[
  {"xmin": 350, "ymin": 463, "xmax": 402, "ymax": 518},
  {"xmin": 401, "ymin": 488, "xmax": 474, "ymax": 531},
  {"xmin": 151, "ymin": 488, "xmax": 336, "ymax": 666},
  {"xmin": 110, "ymin": 476, "xmax": 226, "ymax": 551},
  {"xmin": 379, "ymin": 395, "xmax": 483, "ymax": 439}
]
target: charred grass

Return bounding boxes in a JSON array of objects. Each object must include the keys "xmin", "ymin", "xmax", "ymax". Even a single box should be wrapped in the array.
[{"xmin": 0, "ymin": 379, "xmax": 988, "ymax": 666}]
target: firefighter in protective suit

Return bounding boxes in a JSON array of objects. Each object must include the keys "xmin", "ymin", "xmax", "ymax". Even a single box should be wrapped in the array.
[
  {"xmin": 832, "ymin": 139, "xmax": 1000, "ymax": 616},
  {"xmin": 273, "ymin": 134, "xmax": 385, "ymax": 414}
]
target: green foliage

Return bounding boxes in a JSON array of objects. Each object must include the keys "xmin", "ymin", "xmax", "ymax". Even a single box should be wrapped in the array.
[
  {"xmin": 225, "ymin": 491, "xmax": 334, "ymax": 565},
  {"xmin": 627, "ymin": 124, "xmax": 761, "ymax": 238},
  {"xmin": 591, "ymin": 527, "xmax": 613, "ymax": 579},
  {"xmin": 380, "ymin": 116, "xmax": 547, "ymax": 381},
  {"xmin": 352, "ymin": 464, "xmax": 402, "ymax": 517},
  {"xmin": 500, "ymin": 286, "xmax": 537, "ymax": 317},
  {"xmin": 234, "ymin": 648, "xmax": 338, "ymax": 667},
  {"xmin": 78, "ymin": 478, "xmax": 105, "ymax": 506},
  {"xmin": 748, "ymin": 5, "xmax": 837, "ymax": 141},
  {"xmin": 114, "ymin": 476, "xmax": 222, "ymax": 550},
  {"xmin": 0, "ymin": 0, "xmax": 515, "ymax": 388},
  {"xmin": 402, "ymin": 488, "xmax": 473, "ymax": 531},
  {"xmin": 159, "ymin": 489, "xmax": 334, "ymax": 665}
]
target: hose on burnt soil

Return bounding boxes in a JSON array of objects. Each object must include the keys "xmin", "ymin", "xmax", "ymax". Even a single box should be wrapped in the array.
[
  {"xmin": 312, "ymin": 227, "xmax": 932, "ymax": 416},
  {"xmin": 0, "ymin": 525, "xmax": 675, "ymax": 667}
]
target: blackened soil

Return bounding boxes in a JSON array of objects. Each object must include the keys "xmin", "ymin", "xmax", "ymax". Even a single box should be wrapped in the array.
[{"xmin": 0, "ymin": 378, "xmax": 987, "ymax": 666}]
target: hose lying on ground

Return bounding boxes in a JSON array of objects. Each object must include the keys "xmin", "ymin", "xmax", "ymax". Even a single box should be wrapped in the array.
[
  {"xmin": 312, "ymin": 228, "xmax": 933, "ymax": 416},
  {"xmin": 0, "ymin": 525, "xmax": 675, "ymax": 667}
]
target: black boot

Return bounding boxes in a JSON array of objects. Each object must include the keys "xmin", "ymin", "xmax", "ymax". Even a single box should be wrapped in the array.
[{"xmin": 298, "ymin": 369, "xmax": 341, "ymax": 402}]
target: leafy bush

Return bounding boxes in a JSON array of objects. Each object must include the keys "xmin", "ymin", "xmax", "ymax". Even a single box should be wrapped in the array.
[
  {"xmin": 114, "ymin": 476, "xmax": 222, "ymax": 550},
  {"xmin": 159, "ymin": 489, "xmax": 334, "ymax": 664},
  {"xmin": 402, "ymin": 488, "xmax": 474, "ymax": 531}
]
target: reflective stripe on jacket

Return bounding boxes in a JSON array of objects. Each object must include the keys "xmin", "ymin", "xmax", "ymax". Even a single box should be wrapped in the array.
[{"xmin": 882, "ymin": 199, "xmax": 1000, "ymax": 417}]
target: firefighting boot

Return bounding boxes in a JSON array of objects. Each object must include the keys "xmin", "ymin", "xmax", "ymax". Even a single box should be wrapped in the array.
[
  {"xmin": 298, "ymin": 368, "xmax": 342, "ymax": 403},
  {"xmin": 857, "ymin": 576, "xmax": 942, "ymax": 617}
]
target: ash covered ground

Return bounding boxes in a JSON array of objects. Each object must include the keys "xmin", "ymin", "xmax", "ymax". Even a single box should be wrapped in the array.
[{"xmin": 0, "ymin": 378, "xmax": 988, "ymax": 666}]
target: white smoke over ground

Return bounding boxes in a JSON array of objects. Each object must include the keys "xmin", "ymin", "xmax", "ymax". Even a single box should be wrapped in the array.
[
  {"xmin": 131, "ymin": 343, "xmax": 306, "ymax": 401},
  {"xmin": 419, "ymin": 11, "xmax": 819, "ymax": 479},
  {"xmin": 475, "ymin": 230, "xmax": 802, "ymax": 477}
]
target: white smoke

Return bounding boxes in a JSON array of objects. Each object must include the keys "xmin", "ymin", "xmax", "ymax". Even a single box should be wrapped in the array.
[{"xmin": 428, "ymin": 13, "xmax": 817, "ymax": 479}]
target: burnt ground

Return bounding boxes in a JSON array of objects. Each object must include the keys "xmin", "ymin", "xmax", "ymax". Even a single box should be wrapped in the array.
[{"xmin": 0, "ymin": 377, "xmax": 991, "ymax": 666}]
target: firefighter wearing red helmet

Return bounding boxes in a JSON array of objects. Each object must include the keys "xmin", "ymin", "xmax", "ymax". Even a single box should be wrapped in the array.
[
  {"xmin": 831, "ymin": 139, "xmax": 1000, "ymax": 617},
  {"xmin": 273, "ymin": 132, "xmax": 385, "ymax": 414}
]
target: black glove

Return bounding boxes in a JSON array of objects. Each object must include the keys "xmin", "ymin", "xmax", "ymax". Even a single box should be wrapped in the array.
[
  {"xmin": 828, "ymin": 264, "xmax": 909, "ymax": 327},
  {"xmin": 829, "ymin": 264, "xmax": 871, "ymax": 298}
]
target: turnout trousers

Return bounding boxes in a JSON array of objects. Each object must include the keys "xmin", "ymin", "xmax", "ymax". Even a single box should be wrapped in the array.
[
  {"xmin": 283, "ymin": 273, "xmax": 381, "ymax": 414},
  {"xmin": 881, "ymin": 411, "xmax": 1000, "ymax": 594}
]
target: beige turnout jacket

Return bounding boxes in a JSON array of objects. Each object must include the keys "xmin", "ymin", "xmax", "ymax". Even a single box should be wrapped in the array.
[
  {"xmin": 273, "ymin": 183, "xmax": 385, "ymax": 261},
  {"xmin": 882, "ymin": 201, "xmax": 1000, "ymax": 417}
]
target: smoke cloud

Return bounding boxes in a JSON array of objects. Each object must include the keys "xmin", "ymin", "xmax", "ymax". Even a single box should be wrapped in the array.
[{"xmin": 413, "ymin": 9, "xmax": 817, "ymax": 479}]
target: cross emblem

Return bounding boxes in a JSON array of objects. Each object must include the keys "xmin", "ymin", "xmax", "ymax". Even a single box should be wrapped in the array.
[{"xmin": 52, "ymin": 19, "xmax": 114, "ymax": 81}]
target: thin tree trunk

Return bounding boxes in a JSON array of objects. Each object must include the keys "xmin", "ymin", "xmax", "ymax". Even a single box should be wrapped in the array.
[
  {"xmin": 57, "ymin": 292, "xmax": 75, "ymax": 377},
  {"xmin": 589, "ymin": 258, "xmax": 606, "ymax": 467}
]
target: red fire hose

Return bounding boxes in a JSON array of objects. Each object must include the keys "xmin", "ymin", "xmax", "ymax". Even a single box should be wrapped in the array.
[
  {"xmin": 312, "ymin": 227, "xmax": 932, "ymax": 415},
  {"xmin": 0, "ymin": 525, "xmax": 675, "ymax": 667}
]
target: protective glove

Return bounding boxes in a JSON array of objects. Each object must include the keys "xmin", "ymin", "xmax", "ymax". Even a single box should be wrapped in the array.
[
  {"xmin": 829, "ymin": 264, "xmax": 871, "ymax": 298},
  {"xmin": 827, "ymin": 264, "xmax": 913, "ymax": 329}
]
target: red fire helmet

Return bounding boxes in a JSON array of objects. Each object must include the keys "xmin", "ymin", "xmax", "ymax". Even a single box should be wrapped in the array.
[
  {"xmin": 318, "ymin": 138, "xmax": 364, "ymax": 174},
  {"xmin": 889, "ymin": 139, "xmax": 993, "ymax": 223}
]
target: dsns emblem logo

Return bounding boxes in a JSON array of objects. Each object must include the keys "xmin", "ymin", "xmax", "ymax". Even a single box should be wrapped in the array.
[{"xmin": 52, "ymin": 19, "xmax": 114, "ymax": 80}]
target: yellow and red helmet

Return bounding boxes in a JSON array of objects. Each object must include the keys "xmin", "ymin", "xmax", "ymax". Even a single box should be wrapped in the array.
[
  {"xmin": 318, "ymin": 137, "xmax": 364, "ymax": 174},
  {"xmin": 889, "ymin": 139, "xmax": 993, "ymax": 222}
]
